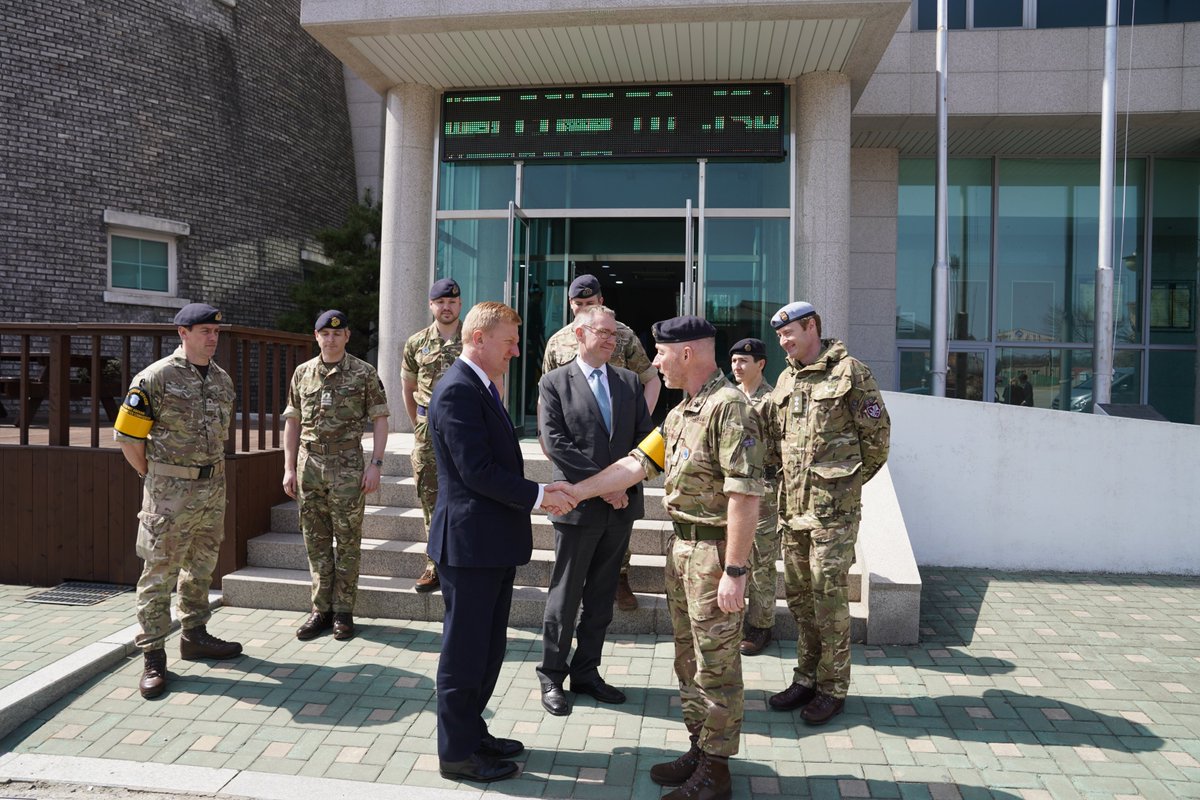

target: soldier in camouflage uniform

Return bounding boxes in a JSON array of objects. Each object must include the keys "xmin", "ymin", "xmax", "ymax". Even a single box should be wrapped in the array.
[
  {"xmin": 115, "ymin": 303, "xmax": 243, "ymax": 700},
  {"xmin": 569, "ymin": 316, "xmax": 764, "ymax": 800},
  {"xmin": 729, "ymin": 338, "xmax": 782, "ymax": 657},
  {"xmin": 401, "ymin": 278, "xmax": 463, "ymax": 593},
  {"xmin": 283, "ymin": 310, "xmax": 390, "ymax": 642},
  {"xmin": 542, "ymin": 274, "xmax": 661, "ymax": 611},
  {"xmin": 763, "ymin": 301, "xmax": 890, "ymax": 726}
]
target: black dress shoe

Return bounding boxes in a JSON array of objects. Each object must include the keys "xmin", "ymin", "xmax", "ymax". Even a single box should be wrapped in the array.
[
  {"xmin": 479, "ymin": 733, "xmax": 524, "ymax": 758},
  {"xmin": 439, "ymin": 752, "xmax": 518, "ymax": 783},
  {"xmin": 570, "ymin": 678, "xmax": 626, "ymax": 705},
  {"xmin": 541, "ymin": 684, "xmax": 570, "ymax": 716}
]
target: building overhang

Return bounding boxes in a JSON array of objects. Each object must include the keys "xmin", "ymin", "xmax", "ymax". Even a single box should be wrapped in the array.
[
  {"xmin": 301, "ymin": 0, "xmax": 910, "ymax": 103},
  {"xmin": 852, "ymin": 111, "xmax": 1200, "ymax": 156}
]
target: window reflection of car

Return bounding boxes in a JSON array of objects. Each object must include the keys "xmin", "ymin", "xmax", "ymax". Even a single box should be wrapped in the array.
[{"xmin": 1051, "ymin": 368, "xmax": 1137, "ymax": 412}]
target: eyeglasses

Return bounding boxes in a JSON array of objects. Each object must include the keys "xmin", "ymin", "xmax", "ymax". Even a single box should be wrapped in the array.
[{"xmin": 582, "ymin": 324, "xmax": 618, "ymax": 340}]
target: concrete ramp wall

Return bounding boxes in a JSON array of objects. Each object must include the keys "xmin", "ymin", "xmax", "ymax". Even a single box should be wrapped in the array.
[{"xmin": 884, "ymin": 391, "xmax": 1200, "ymax": 574}]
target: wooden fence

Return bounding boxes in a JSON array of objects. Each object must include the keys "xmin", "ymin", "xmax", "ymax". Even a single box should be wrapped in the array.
[{"xmin": 0, "ymin": 323, "xmax": 314, "ymax": 587}]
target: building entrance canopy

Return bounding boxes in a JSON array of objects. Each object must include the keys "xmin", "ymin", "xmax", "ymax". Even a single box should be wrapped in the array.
[{"xmin": 301, "ymin": 0, "xmax": 908, "ymax": 101}]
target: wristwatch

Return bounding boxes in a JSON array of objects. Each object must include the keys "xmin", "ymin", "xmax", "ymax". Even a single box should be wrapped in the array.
[
  {"xmin": 724, "ymin": 564, "xmax": 749, "ymax": 578},
  {"xmin": 371, "ymin": 459, "xmax": 384, "ymax": 467}
]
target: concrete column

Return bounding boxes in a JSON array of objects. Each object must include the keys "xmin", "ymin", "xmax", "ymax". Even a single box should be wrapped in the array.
[
  {"xmin": 849, "ymin": 148, "xmax": 900, "ymax": 390},
  {"xmin": 793, "ymin": 72, "xmax": 852, "ymax": 341},
  {"xmin": 378, "ymin": 84, "xmax": 436, "ymax": 432}
]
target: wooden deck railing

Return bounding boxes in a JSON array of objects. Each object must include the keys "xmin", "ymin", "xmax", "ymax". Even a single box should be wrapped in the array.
[{"xmin": 0, "ymin": 323, "xmax": 314, "ymax": 450}]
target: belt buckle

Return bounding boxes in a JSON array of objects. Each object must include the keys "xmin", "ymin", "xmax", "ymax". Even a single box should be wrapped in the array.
[{"xmin": 197, "ymin": 464, "xmax": 214, "ymax": 479}]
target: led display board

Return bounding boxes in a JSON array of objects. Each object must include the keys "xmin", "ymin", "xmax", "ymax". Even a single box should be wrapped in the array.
[{"xmin": 441, "ymin": 83, "xmax": 785, "ymax": 162}]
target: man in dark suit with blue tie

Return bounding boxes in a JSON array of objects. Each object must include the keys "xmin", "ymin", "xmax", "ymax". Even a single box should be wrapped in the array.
[
  {"xmin": 427, "ymin": 301, "xmax": 575, "ymax": 783},
  {"xmin": 536, "ymin": 305, "xmax": 655, "ymax": 716}
]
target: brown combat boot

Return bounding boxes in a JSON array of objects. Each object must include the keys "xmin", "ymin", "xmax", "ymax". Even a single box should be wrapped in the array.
[
  {"xmin": 768, "ymin": 681, "xmax": 816, "ymax": 711},
  {"xmin": 139, "ymin": 649, "xmax": 168, "ymax": 699},
  {"xmin": 414, "ymin": 562, "xmax": 440, "ymax": 593},
  {"xmin": 332, "ymin": 612, "xmax": 355, "ymax": 641},
  {"xmin": 663, "ymin": 752, "xmax": 732, "ymax": 800},
  {"xmin": 739, "ymin": 625, "xmax": 772, "ymax": 656},
  {"xmin": 296, "ymin": 610, "xmax": 333, "ymax": 640},
  {"xmin": 800, "ymin": 692, "xmax": 846, "ymax": 725},
  {"xmin": 180, "ymin": 626, "xmax": 243, "ymax": 660},
  {"xmin": 615, "ymin": 573, "xmax": 638, "ymax": 611},
  {"xmin": 650, "ymin": 731, "xmax": 701, "ymax": 786}
]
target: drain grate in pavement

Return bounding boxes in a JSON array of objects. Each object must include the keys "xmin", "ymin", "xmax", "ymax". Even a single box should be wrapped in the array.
[{"xmin": 24, "ymin": 581, "xmax": 132, "ymax": 606}]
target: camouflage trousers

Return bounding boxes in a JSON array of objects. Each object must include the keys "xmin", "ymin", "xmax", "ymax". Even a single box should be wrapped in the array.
[
  {"xmin": 134, "ymin": 473, "xmax": 226, "ymax": 653},
  {"xmin": 744, "ymin": 485, "xmax": 779, "ymax": 629},
  {"xmin": 298, "ymin": 447, "xmax": 366, "ymax": 613},
  {"xmin": 665, "ymin": 536, "xmax": 743, "ymax": 757},
  {"xmin": 412, "ymin": 417, "xmax": 438, "ymax": 577},
  {"xmin": 780, "ymin": 522, "xmax": 858, "ymax": 698}
]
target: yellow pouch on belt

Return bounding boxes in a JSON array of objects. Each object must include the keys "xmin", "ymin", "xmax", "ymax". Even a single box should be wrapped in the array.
[
  {"xmin": 636, "ymin": 427, "xmax": 666, "ymax": 471},
  {"xmin": 114, "ymin": 388, "xmax": 153, "ymax": 439}
]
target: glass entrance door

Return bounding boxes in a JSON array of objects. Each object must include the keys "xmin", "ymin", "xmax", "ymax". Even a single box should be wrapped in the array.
[{"xmin": 505, "ymin": 202, "xmax": 532, "ymax": 430}]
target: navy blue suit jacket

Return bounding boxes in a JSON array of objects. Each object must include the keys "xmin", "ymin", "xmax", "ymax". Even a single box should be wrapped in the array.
[{"xmin": 427, "ymin": 358, "xmax": 538, "ymax": 568}]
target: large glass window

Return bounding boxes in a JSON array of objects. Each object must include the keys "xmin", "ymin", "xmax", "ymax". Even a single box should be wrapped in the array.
[
  {"xmin": 1150, "ymin": 159, "xmax": 1200, "ymax": 347},
  {"xmin": 1037, "ymin": 0, "xmax": 1200, "ymax": 28},
  {"xmin": 916, "ymin": 0, "xmax": 1023, "ymax": 29},
  {"xmin": 896, "ymin": 158, "xmax": 993, "ymax": 342},
  {"xmin": 437, "ymin": 162, "xmax": 515, "ymax": 211},
  {"xmin": 1148, "ymin": 350, "xmax": 1197, "ymax": 425},
  {"xmin": 996, "ymin": 347, "xmax": 1141, "ymax": 412},
  {"xmin": 704, "ymin": 218, "xmax": 790, "ymax": 384},
  {"xmin": 706, "ymin": 162, "xmax": 789, "ymax": 209},
  {"xmin": 996, "ymin": 159, "xmax": 1144, "ymax": 346},
  {"xmin": 522, "ymin": 162, "xmax": 700, "ymax": 209},
  {"xmin": 434, "ymin": 218, "xmax": 510, "ymax": 310}
]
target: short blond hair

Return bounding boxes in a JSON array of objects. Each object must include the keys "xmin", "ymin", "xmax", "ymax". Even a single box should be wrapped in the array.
[{"xmin": 462, "ymin": 301, "xmax": 522, "ymax": 340}]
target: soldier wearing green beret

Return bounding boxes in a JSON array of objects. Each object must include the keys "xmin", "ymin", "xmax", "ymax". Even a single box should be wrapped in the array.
[
  {"xmin": 283, "ymin": 310, "xmax": 390, "ymax": 642},
  {"xmin": 763, "ymin": 301, "xmax": 890, "ymax": 725},
  {"xmin": 566, "ymin": 315, "xmax": 765, "ymax": 800},
  {"xmin": 401, "ymin": 278, "xmax": 464, "ymax": 594},
  {"xmin": 729, "ymin": 338, "xmax": 782, "ymax": 657},
  {"xmin": 115, "ymin": 302, "xmax": 243, "ymax": 700}
]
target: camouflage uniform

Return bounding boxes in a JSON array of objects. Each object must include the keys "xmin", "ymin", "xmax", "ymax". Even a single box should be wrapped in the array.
[
  {"xmin": 283, "ymin": 354, "xmax": 389, "ymax": 613},
  {"xmin": 743, "ymin": 380, "xmax": 781, "ymax": 630},
  {"xmin": 114, "ymin": 347, "xmax": 235, "ymax": 653},
  {"xmin": 401, "ymin": 322, "xmax": 462, "ymax": 576},
  {"xmin": 764, "ymin": 339, "xmax": 889, "ymax": 699},
  {"xmin": 631, "ymin": 368, "xmax": 764, "ymax": 757},
  {"xmin": 545, "ymin": 319, "xmax": 656, "ymax": 578}
]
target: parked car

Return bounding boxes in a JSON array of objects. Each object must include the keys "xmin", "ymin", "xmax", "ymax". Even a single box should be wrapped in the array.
[{"xmin": 1052, "ymin": 367, "xmax": 1138, "ymax": 412}]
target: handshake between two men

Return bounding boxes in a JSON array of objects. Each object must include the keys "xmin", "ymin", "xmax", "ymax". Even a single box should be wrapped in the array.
[{"xmin": 538, "ymin": 453, "xmax": 647, "ymax": 517}]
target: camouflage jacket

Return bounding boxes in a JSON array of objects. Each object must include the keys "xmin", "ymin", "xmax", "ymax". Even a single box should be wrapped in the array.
[
  {"xmin": 744, "ymin": 379, "xmax": 782, "ymax": 475},
  {"xmin": 283, "ymin": 353, "xmax": 389, "ymax": 443},
  {"xmin": 764, "ymin": 339, "xmax": 890, "ymax": 529},
  {"xmin": 401, "ymin": 322, "xmax": 462, "ymax": 408},
  {"xmin": 631, "ymin": 368, "xmax": 765, "ymax": 526},
  {"xmin": 543, "ymin": 320, "xmax": 657, "ymax": 385},
  {"xmin": 114, "ymin": 346, "xmax": 234, "ymax": 466}
]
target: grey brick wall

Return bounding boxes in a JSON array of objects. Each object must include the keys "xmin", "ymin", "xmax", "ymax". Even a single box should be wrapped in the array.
[{"xmin": 0, "ymin": 0, "xmax": 357, "ymax": 328}]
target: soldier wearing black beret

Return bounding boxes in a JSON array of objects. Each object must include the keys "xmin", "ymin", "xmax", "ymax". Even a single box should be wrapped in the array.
[{"xmin": 115, "ymin": 301, "xmax": 241, "ymax": 699}]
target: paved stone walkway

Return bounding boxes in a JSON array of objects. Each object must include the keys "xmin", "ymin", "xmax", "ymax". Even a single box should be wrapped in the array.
[{"xmin": 1, "ymin": 568, "xmax": 1198, "ymax": 799}]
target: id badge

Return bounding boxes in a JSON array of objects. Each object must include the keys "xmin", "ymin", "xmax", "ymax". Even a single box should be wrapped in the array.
[
  {"xmin": 205, "ymin": 398, "xmax": 218, "ymax": 416},
  {"xmin": 321, "ymin": 390, "xmax": 333, "ymax": 408}
]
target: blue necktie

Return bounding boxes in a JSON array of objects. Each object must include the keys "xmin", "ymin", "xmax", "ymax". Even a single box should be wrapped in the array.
[
  {"xmin": 589, "ymin": 368, "xmax": 612, "ymax": 434},
  {"xmin": 489, "ymin": 381, "xmax": 508, "ymax": 424}
]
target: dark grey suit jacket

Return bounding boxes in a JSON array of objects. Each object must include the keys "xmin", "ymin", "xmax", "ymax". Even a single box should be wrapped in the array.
[{"xmin": 538, "ymin": 360, "xmax": 654, "ymax": 527}]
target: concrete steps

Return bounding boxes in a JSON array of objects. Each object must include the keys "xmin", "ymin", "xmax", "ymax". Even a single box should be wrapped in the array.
[{"xmin": 221, "ymin": 432, "xmax": 899, "ymax": 643}]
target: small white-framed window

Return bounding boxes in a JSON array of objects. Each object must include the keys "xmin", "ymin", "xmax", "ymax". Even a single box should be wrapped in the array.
[{"xmin": 102, "ymin": 210, "xmax": 190, "ymax": 308}]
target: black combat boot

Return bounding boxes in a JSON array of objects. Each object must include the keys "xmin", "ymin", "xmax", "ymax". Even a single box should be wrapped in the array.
[
  {"xmin": 650, "ymin": 728, "xmax": 702, "ymax": 786},
  {"xmin": 663, "ymin": 752, "xmax": 732, "ymax": 800},
  {"xmin": 139, "ymin": 649, "xmax": 168, "ymax": 699},
  {"xmin": 179, "ymin": 626, "xmax": 243, "ymax": 660}
]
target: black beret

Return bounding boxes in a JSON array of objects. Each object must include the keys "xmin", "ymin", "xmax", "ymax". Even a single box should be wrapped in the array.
[
  {"xmin": 315, "ymin": 309, "xmax": 348, "ymax": 331},
  {"xmin": 569, "ymin": 274, "xmax": 602, "ymax": 299},
  {"xmin": 652, "ymin": 315, "xmax": 717, "ymax": 344},
  {"xmin": 729, "ymin": 337, "xmax": 767, "ymax": 359},
  {"xmin": 173, "ymin": 303, "xmax": 222, "ymax": 327},
  {"xmin": 770, "ymin": 301, "xmax": 817, "ymax": 330},
  {"xmin": 429, "ymin": 278, "xmax": 461, "ymax": 300}
]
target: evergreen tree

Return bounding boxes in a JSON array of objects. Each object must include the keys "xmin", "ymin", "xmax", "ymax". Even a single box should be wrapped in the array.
[{"xmin": 279, "ymin": 196, "xmax": 382, "ymax": 361}]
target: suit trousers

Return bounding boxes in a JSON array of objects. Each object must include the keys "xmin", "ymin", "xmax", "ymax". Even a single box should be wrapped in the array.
[
  {"xmin": 436, "ymin": 561, "xmax": 516, "ymax": 761},
  {"xmin": 536, "ymin": 520, "xmax": 633, "ymax": 688}
]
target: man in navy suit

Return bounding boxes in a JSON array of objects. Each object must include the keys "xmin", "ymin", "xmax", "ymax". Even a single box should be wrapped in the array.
[
  {"xmin": 536, "ymin": 305, "xmax": 654, "ymax": 716},
  {"xmin": 427, "ymin": 301, "xmax": 575, "ymax": 783}
]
